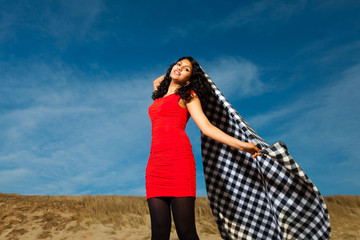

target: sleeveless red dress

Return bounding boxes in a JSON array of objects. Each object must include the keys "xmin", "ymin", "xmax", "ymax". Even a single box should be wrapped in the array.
[{"xmin": 146, "ymin": 93, "xmax": 196, "ymax": 199}]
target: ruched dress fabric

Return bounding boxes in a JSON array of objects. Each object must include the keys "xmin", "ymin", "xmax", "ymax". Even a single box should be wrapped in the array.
[{"xmin": 146, "ymin": 93, "xmax": 196, "ymax": 200}]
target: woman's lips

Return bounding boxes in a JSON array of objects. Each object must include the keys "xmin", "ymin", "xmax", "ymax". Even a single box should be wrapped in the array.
[{"xmin": 174, "ymin": 70, "xmax": 180, "ymax": 75}]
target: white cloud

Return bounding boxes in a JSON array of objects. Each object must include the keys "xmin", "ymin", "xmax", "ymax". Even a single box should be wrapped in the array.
[
  {"xmin": 0, "ymin": 59, "xmax": 155, "ymax": 195},
  {"xmin": 247, "ymin": 63, "xmax": 360, "ymax": 193},
  {"xmin": 0, "ymin": 168, "xmax": 33, "ymax": 185},
  {"xmin": 252, "ymin": 62, "xmax": 360, "ymax": 151},
  {"xmin": 201, "ymin": 56, "xmax": 267, "ymax": 98}
]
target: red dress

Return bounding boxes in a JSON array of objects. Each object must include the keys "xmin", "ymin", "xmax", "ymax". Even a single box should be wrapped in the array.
[{"xmin": 146, "ymin": 93, "xmax": 196, "ymax": 199}]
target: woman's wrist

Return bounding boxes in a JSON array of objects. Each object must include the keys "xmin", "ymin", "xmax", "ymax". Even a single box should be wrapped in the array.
[{"xmin": 237, "ymin": 140, "xmax": 247, "ymax": 152}]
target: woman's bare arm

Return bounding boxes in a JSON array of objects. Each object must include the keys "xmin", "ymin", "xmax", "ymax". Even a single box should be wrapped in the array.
[
  {"xmin": 186, "ymin": 95, "xmax": 261, "ymax": 158},
  {"xmin": 153, "ymin": 74, "xmax": 165, "ymax": 91}
]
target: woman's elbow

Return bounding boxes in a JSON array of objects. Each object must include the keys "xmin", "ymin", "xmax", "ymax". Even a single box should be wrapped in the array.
[
  {"xmin": 199, "ymin": 124, "xmax": 213, "ymax": 138},
  {"xmin": 153, "ymin": 79, "xmax": 159, "ymax": 87},
  {"xmin": 201, "ymin": 129, "xmax": 209, "ymax": 137},
  {"xmin": 153, "ymin": 80, "xmax": 160, "ymax": 90}
]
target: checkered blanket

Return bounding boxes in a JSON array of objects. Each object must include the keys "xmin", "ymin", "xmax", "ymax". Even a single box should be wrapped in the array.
[{"xmin": 200, "ymin": 73, "xmax": 331, "ymax": 239}]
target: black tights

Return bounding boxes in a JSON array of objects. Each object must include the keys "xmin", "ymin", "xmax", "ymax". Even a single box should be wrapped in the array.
[{"xmin": 147, "ymin": 197, "xmax": 200, "ymax": 240}]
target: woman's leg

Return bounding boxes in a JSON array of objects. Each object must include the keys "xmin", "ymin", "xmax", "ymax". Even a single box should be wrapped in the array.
[
  {"xmin": 171, "ymin": 197, "xmax": 200, "ymax": 240},
  {"xmin": 147, "ymin": 197, "xmax": 172, "ymax": 240}
]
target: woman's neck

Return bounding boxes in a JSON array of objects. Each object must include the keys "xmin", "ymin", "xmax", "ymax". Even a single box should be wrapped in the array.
[{"xmin": 167, "ymin": 81, "xmax": 181, "ymax": 95}]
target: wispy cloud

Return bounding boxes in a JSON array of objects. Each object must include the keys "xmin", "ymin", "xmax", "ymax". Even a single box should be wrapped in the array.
[
  {"xmin": 0, "ymin": 5, "xmax": 18, "ymax": 41},
  {"xmin": 295, "ymin": 39, "xmax": 360, "ymax": 68},
  {"xmin": 154, "ymin": 0, "xmax": 307, "ymax": 42},
  {"xmin": 250, "ymin": 62, "xmax": 360, "ymax": 150},
  {"xmin": 0, "ymin": 59, "xmax": 154, "ymax": 195},
  {"xmin": 0, "ymin": 0, "xmax": 105, "ymax": 46},
  {"xmin": 247, "ymin": 62, "xmax": 360, "ymax": 194},
  {"xmin": 201, "ymin": 56, "xmax": 268, "ymax": 98},
  {"xmin": 316, "ymin": 41, "xmax": 360, "ymax": 66},
  {"xmin": 39, "ymin": 0, "xmax": 105, "ymax": 41},
  {"xmin": 214, "ymin": 0, "xmax": 306, "ymax": 29}
]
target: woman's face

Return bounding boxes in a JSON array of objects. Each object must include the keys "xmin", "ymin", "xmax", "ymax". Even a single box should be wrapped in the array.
[{"xmin": 170, "ymin": 59, "xmax": 193, "ymax": 84}]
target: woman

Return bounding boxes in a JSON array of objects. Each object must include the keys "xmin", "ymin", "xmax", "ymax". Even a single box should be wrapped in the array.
[{"xmin": 146, "ymin": 56, "xmax": 262, "ymax": 240}]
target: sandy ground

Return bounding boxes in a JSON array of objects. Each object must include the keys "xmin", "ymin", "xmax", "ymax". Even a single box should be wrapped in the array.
[
  {"xmin": 1, "ymin": 214, "xmax": 222, "ymax": 240},
  {"xmin": 0, "ymin": 194, "xmax": 221, "ymax": 240},
  {"xmin": 1, "ymin": 194, "xmax": 359, "ymax": 240},
  {"xmin": 0, "ymin": 215, "xmax": 219, "ymax": 240}
]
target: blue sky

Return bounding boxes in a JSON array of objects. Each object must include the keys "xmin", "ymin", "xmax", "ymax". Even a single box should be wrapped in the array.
[{"xmin": 0, "ymin": 0, "xmax": 359, "ymax": 196}]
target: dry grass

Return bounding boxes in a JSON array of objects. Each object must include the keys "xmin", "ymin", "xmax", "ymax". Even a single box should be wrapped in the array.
[
  {"xmin": 0, "ymin": 194, "xmax": 218, "ymax": 239},
  {"xmin": 0, "ymin": 193, "xmax": 359, "ymax": 239},
  {"xmin": 324, "ymin": 195, "xmax": 360, "ymax": 239}
]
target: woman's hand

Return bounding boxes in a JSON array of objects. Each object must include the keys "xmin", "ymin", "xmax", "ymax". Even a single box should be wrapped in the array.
[{"xmin": 241, "ymin": 142, "xmax": 263, "ymax": 159}]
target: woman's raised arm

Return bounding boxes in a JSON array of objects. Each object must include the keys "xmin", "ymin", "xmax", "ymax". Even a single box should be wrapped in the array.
[
  {"xmin": 153, "ymin": 74, "xmax": 165, "ymax": 91},
  {"xmin": 186, "ymin": 95, "xmax": 262, "ymax": 158}
]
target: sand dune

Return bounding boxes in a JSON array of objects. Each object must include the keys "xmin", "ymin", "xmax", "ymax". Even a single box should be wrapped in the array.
[{"xmin": 0, "ymin": 193, "xmax": 359, "ymax": 239}]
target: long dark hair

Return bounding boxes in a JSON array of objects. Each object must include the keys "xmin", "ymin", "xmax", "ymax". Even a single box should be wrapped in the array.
[{"xmin": 152, "ymin": 56, "xmax": 213, "ymax": 105}]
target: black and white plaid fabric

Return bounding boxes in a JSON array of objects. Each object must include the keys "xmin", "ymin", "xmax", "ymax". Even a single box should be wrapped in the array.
[{"xmin": 200, "ymin": 73, "xmax": 331, "ymax": 239}]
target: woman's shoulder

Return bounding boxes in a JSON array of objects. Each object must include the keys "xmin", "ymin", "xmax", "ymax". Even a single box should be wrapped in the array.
[
  {"xmin": 190, "ymin": 90, "xmax": 197, "ymax": 95},
  {"xmin": 186, "ymin": 90, "xmax": 198, "ymax": 103}
]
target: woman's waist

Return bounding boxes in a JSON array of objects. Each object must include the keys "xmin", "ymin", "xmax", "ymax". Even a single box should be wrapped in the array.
[
  {"xmin": 147, "ymin": 150, "xmax": 195, "ymax": 167},
  {"xmin": 151, "ymin": 127, "xmax": 188, "ymax": 137},
  {"xmin": 150, "ymin": 136, "xmax": 192, "ymax": 151},
  {"xmin": 151, "ymin": 123, "xmax": 186, "ymax": 132}
]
